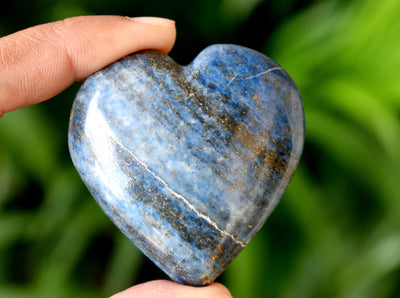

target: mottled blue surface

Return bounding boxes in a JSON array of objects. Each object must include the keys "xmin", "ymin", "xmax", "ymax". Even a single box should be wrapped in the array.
[{"xmin": 68, "ymin": 44, "xmax": 304, "ymax": 286}]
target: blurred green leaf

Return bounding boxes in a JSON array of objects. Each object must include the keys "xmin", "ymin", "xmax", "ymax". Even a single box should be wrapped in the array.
[
  {"xmin": 0, "ymin": 106, "xmax": 59, "ymax": 183},
  {"xmin": 101, "ymin": 234, "xmax": 144, "ymax": 296},
  {"xmin": 225, "ymin": 229, "xmax": 269, "ymax": 298},
  {"xmin": 51, "ymin": 2, "xmax": 88, "ymax": 21},
  {"xmin": 221, "ymin": 0, "xmax": 262, "ymax": 23}
]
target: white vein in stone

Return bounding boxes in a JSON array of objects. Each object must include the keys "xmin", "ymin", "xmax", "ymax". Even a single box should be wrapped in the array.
[
  {"xmin": 118, "ymin": 139, "xmax": 247, "ymax": 248},
  {"xmin": 227, "ymin": 73, "xmax": 239, "ymax": 86},
  {"xmin": 227, "ymin": 67, "xmax": 283, "ymax": 86},
  {"xmin": 245, "ymin": 67, "xmax": 283, "ymax": 80}
]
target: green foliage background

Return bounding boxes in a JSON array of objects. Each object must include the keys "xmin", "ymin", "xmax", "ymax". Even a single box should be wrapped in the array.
[{"xmin": 1, "ymin": 0, "xmax": 400, "ymax": 297}]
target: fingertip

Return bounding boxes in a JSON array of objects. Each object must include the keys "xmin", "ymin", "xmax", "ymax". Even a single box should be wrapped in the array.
[
  {"xmin": 127, "ymin": 16, "xmax": 177, "ymax": 54},
  {"xmin": 61, "ymin": 15, "xmax": 177, "ymax": 76},
  {"xmin": 208, "ymin": 282, "xmax": 233, "ymax": 297},
  {"xmin": 110, "ymin": 280, "xmax": 232, "ymax": 298}
]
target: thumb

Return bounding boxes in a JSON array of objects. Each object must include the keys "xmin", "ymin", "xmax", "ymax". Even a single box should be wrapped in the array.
[{"xmin": 0, "ymin": 15, "xmax": 176, "ymax": 115}]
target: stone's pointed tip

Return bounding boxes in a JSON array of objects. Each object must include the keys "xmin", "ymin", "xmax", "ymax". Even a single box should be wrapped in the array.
[{"xmin": 68, "ymin": 44, "xmax": 304, "ymax": 286}]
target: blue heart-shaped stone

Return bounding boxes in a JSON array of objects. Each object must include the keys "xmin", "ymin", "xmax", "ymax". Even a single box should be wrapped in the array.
[{"xmin": 68, "ymin": 44, "xmax": 304, "ymax": 286}]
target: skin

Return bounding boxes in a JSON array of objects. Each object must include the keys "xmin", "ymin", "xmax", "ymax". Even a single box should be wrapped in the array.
[
  {"xmin": 0, "ymin": 15, "xmax": 232, "ymax": 298},
  {"xmin": 0, "ymin": 15, "xmax": 176, "ymax": 116}
]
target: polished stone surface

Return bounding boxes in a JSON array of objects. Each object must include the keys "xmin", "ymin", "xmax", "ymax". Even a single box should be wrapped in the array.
[{"xmin": 68, "ymin": 44, "xmax": 304, "ymax": 286}]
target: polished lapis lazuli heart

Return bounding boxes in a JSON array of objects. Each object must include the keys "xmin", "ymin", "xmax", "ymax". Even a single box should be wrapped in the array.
[{"xmin": 68, "ymin": 44, "xmax": 304, "ymax": 286}]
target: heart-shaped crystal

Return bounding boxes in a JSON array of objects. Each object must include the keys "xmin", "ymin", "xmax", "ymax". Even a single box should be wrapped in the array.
[{"xmin": 68, "ymin": 44, "xmax": 304, "ymax": 286}]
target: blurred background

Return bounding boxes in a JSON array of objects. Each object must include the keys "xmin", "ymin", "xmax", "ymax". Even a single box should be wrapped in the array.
[{"xmin": 1, "ymin": 0, "xmax": 400, "ymax": 297}]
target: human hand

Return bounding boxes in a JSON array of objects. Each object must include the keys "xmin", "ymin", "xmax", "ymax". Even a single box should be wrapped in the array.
[
  {"xmin": 0, "ymin": 15, "xmax": 232, "ymax": 297},
  {"xmin": 0, "ymin": 15, "xmax": 176, "ymax": 117}
]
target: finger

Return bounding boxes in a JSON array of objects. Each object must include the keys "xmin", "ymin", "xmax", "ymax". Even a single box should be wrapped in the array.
[
  {"xmin": 0, "ymin": 15, "xmax": 176, "ymax": 116},
  {"xmin": 110, "ymin": 280, "xmax": 232, "ymax": 298}
]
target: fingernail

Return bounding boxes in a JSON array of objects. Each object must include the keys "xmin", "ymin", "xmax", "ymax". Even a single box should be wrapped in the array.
[{"xmin": 129, "ymin": 16, "xmax": 175, "ymax": 27}]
